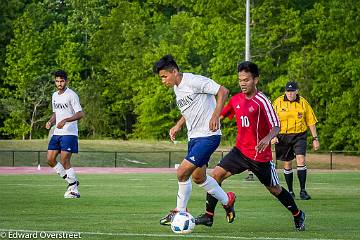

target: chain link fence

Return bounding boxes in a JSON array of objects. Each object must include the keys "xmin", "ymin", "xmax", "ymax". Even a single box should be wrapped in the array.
[{"xmin": 0, "ymin": 150, "xmax": 359, "ymax": 170}]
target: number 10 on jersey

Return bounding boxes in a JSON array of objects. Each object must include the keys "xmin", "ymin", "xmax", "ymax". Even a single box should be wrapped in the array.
[{"xmin": 240, "ymin": 116, "xmax": 250, "ymax": 127}]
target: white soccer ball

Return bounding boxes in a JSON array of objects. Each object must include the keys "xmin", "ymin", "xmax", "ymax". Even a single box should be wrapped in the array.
[{"xmin": 170, "ymin": 211, "xmax": 196, "ymax": 234}]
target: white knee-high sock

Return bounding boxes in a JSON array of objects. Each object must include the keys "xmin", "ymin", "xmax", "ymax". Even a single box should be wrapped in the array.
[
  {"xmin": 199, "ymin": 175, "xmax": 228, "ymax": 205},
  {"xmin": 176, "ymin": 178, "xmax": 192, "ymax": 212},
  {"xmin": 65, "ymin": 168, "xmax": 77, "ymax": 184},
  {"xmin": 53, "ymin": 162, "xmax": 66, "ymax": 179}
]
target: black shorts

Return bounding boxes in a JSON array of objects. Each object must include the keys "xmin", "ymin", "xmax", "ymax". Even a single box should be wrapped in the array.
[
  {"xmin": 218, "ymin": 147, "xmax": 279, "ymax": 187},
  {"xmin": 275, "ymin": 131, "xmax": 307, "ymax": 161}
]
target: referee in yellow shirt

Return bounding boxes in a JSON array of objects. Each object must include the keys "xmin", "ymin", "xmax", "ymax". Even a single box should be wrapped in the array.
[{"xmin": 272, "ymin": 81, "xmax": 320, "ymax": 200}]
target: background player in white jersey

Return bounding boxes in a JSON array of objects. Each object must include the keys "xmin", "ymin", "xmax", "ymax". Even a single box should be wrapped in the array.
[
  {"xmin": 45, "ymin": 70, "xmax": 85, "ymax": 198},
  {"xmin": 153, "ymin": 54, "xmax": 236, "ymax": 225}
]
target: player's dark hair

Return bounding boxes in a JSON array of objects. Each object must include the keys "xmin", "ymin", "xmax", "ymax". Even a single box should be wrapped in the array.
[
  {"xmin": 153, "ymin": 54, "xmax": 179, "ymax": 74},
  {"xmin": 54, "ymin": 70, "xmax": 67, "ymax": 80},
  {"xmin": 237, "ymin": 61, "xmax": 259, "ymax": 78}
]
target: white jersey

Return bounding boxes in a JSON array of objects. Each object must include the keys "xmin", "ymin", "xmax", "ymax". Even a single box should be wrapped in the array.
[
  {"xmin": 174, "ymin": 73, "xmax": 221, "ymax": 139},
  {"xmin": 52, "ymin": 88, "xmax": 82, "ymax": 136}
]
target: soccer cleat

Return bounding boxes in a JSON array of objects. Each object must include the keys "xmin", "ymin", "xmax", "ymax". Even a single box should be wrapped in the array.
[
  {"xmin": 245, "ymin": 174, "xmax": 255, "ymax": 181},
  {"xmin": 160, "ymin": 209, "xmax": 178, "ymax": 226},
  {"xmin": 294, "ymin": 210, "xmax": 306, "ymax": 231},
  {"xmin": 223, "ymin": 192, "xmax": 236, "ymax": 223},
  {"xmin": 289, "ymin": 191, "xmax": 295, "ymax": 198},
  {"xmin": 64, "ymin": 181, "xmax": 80, "ymax": 198},
  {"xmin": 300, "ymin": 190, "xmax": 311, "ymax": 200},
  {"xmin": 194, "ymin": 213, "xmax": 214, "ymax": 227}
]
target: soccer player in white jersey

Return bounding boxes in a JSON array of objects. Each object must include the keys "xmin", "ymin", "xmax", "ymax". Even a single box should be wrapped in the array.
[
  {"xmin": 45, "ymin": 70, "xmax": 85, "ymax": 198},
  {"xmin": 153, "ymin": 54, "xmax": 236, "ymax": 226}
]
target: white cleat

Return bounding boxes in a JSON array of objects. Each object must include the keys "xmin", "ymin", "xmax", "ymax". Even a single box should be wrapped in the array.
[{"xmin": 64, "ymin": 181, "xmax": 80, "ymax": 198}]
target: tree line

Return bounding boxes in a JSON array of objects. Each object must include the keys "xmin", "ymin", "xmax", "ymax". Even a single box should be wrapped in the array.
[{"xmin": 0, "ymin": 0, "xmax": 359, "ymax": 151}]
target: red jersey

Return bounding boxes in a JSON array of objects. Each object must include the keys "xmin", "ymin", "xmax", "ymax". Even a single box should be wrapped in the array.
[{"xmin": 221, "ymin": 91, "xmax": 280, "ymax": 162}]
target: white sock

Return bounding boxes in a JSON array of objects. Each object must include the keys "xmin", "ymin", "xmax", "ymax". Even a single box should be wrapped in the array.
[
  {"xmin": 53, "ymin": 162, "xmax": 66, "ymax": 178},
  {"xmin": 176, "ymin": 178, "xmax": 192, "ymax": 212},
  {"xmin": 65, "ymin": 168, "xmax": 77, "ymax": 184},
  {"xmin": 199, "ymin": 175, "xmax": 229, "ymax": 205}
]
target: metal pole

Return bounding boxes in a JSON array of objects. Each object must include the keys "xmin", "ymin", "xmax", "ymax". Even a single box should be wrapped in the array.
[
  {"xmin": 168, "ymin": 151, "xmax": 171, "ymax": 168},
  {"xmin": 245, "ymin": 0, "xmax": 251, "ymax": 61},
  {"xmin": 12, "ymin": 151, "xmax": 15, "ymax": 167},
  {"xmin": 115, "ymin": 152, "xmax": 117, "ymax": 168},
  {"xmin": 330, "ymin": 151, "xmax": 333, "ymax": 170},
  {"xmin": 37, "ymin": 151, "xmax": 40, "ymax": 166}
]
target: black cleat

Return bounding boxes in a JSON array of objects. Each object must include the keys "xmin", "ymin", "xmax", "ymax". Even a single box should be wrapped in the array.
[
  {"xmin": 289, "ymin": 191, "xmax": 295, "ymax": 198},
  {"xmin": 160, "ymin": 209, "xmax": 178, "ymax": 226},
  {"xmin": 294, "ymin": 210, "xmax": 306, "ymax": 231},
  {"xmin": 300, "ymin": 190, "xmax": 311, "ymax": 200},
  {"xmin": 195, "ymin": 213, "xmax": 214, "ymax": 227},
  {"xmin": 223, "ymin": 192, "xmax": 236, "ymax": 223}
]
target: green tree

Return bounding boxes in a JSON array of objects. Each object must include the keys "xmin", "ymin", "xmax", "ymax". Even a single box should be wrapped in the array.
[
  {"xmin": 2, "ymin": 2, "xmax": 82, "ymax": 139},
  {"xmin": 0, "ymin": 0, "xmax": 29, "ymax": 137},
  {"xmin": 90, "ymin": 0, "xmax": 153, "ymax": 138},
  {"xmin": 300, "ymin": 1, "xmax": 360, "ymax": 151}
]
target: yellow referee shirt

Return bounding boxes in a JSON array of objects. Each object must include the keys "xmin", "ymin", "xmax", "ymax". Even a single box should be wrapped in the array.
[{"xmin": 273, "ymin": 95, "xmax": 318, "ymax": 134}]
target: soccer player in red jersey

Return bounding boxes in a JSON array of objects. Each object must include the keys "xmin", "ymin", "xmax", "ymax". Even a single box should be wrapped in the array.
[{"xmin": 195, "ymin": 61, "xmax": 306, "ymax": 231}]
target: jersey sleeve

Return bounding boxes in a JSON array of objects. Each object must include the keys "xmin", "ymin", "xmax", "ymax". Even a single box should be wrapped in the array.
[
  {"xmin": 272, "ymin": 96, "xmax": 282, "ymax": 114},
  {"xmin": 51, "ymin": 93, "xmax": 55, "ymax": 113},
  {"xmin": 256, "ymin": 93, "xmax": 280, "ymax": 128},
  {"xmin": 221, "ymin": 97, "xmax": 235, "ymax": 120},
  {"xmin": 70, "ymin": 92, "xmax": 83, "ymax": 113},
  {"xmin": 190, "ymin": 75, "xmax": 221, "ymax": 95},
  {"xmin": 304, "ymin": 99, "xmax": 318, "ymax": 126}
]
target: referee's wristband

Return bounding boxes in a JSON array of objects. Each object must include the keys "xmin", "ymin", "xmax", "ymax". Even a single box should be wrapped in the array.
[{"xmin": 313, "ymin": 136, "xmax": 319, "ymax": 141}]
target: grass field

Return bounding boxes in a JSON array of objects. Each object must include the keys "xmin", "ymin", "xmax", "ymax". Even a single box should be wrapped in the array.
[{"xmin": 1, "ymin": 171, "xmax": 359, "ymax": 240}]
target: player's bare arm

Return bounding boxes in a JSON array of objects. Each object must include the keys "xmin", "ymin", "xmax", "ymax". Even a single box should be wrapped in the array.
[
  {"xmin": 209, "ymin": 86, "xmax": 229, "ymax": 132},
  {"xmin": 169, "ymin": 116, "xmax": 186, "ymax": 142},
  {"xmin": 256, "ymin": 126, "xmax": 280, "ymax": 153},
  {"xmin": 46, "ymin": 113, "xmax": 56, "ymax": 129},
  {"xmin": 309, "ymin": 124, "xmax": 320, "ymax": 151},
  {"xmin": 57, "ymin": 111, "xmax": 85, "ymax": 129}
]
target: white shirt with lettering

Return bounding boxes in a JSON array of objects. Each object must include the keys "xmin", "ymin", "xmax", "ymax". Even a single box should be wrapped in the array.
[
  {"xmin": 174, "ymin": 73, "xmax": 221, "ymax": 139},
  {"xmin": 52, "ymin": 88, "xmax": 82, "ymax": 136}
]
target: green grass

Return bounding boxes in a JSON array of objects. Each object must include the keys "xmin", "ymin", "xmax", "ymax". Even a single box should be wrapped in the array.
[{"xmin": 0, "ymin": 172, "xmax": 359, "ymax": 239}]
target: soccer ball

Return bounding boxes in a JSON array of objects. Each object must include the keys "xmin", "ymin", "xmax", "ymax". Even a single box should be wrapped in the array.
[{"xmin": 170, "ymin": 211, "xmax": 196, "ymax": 234}]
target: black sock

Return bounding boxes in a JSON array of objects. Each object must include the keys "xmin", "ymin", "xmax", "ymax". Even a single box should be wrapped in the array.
[
  {"xmin": 283, "ymin": 168, "xmax": 293, "ymax": 192},
  {"xmin": 276, "ymin": 187, "xmax": 299, "ymax": 215},
  {"xmin": 205, "ymin": 192, "xmax": 218, "ymax": 215},
  {"xmin": 297, "ymin": 165, "xmax": 307, "ymax": 190}
]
